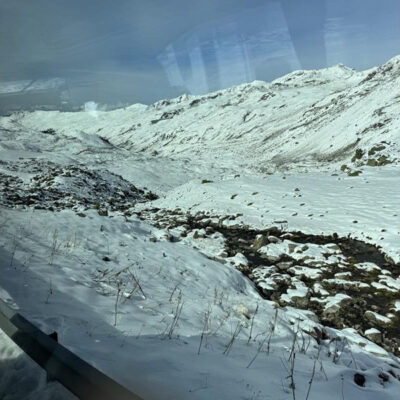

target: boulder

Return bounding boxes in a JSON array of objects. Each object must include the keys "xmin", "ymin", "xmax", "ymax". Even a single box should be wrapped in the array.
[
  {"xmin": 364, "ymin": 328, "xmax": 382, "ymax": 343},
  {"xmin": 253, "ymin": 234, "xmax": 268, "ymax": 251},
  {"xmin": 267, "ymin": 235, "xmax": 282, "ymax": 244}
]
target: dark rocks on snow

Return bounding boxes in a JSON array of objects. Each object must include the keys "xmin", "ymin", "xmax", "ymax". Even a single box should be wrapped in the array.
[
  {"xmin": 0, "ymin": 161, "xmax": 157, "ymax": 213},
  {"xmin": 354, "ymin": 373, "xmax": 366, "ymax": 387}
]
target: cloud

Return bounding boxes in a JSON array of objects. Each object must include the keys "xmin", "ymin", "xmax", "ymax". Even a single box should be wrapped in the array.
[{"xmin": 1, "ymin": 0, "xmax": 398, "ymax": 106}]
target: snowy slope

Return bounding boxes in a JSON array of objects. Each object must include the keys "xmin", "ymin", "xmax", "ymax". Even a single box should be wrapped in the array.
[
  {"xmin": 1, "ymin": 209, "xmax": 399, "ymax": 400},
  {"xmin": 148, "ymin": 166, "xmax": 400, "ymax": 263},
  {"xmin": 6, "ymin": 55, "xmax": 399, "ymax": 173},
  {"xmin": 1, "ymin": 56, "xmax": 400, "ymax": 400}
]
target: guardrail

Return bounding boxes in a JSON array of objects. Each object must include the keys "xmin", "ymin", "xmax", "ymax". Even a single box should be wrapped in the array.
[{"xmin": 0, "ymin": 299, "xmax": 144, "ymax": 400}]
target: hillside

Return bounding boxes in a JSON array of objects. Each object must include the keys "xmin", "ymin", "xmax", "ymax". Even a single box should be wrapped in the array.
[
  {"xmin": 1, "ymin": 56, "xmax": 399, "ymax": 400},
  {"xmin": 7, "ymin": 55, "xmax": 400, "ymax": 174}
]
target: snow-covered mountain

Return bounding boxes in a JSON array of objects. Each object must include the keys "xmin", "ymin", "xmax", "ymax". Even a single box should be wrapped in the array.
[
  {"xmin": 1, "ymin": 56, "xmax": 399, "ymax": 400},
  {"xmin": 8, "ymin": 55, "xmax": 399, "ymax": 174}
]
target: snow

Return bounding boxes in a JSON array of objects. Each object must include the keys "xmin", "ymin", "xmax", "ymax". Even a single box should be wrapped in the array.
[
  {"xmin": 280, "ymin": 279, "xmax": 309, "ymax": 307},
  {"xmin": 5, "ymin": 208, "xmax": 399, "ymax": 399},
  {"xmin": 0, "ymin": 330, "xmax": 76, "ymax": 400},
  {"xmin": 364, "ymin": 311, "xmax": 393, "ymax": 326},
  {"xmin": 11, "ymin": 56, "xmax": 400, "ymax": 175},
  {"xmin": 1, "ymin": 55, "xmax": 400, "ymax": 399},
  {"xmin": 148, "ymin": 169, "xmax": 400, "ymax": 262},
  {"xmin": 288, "ymin": 265, "xmax": 323, "ymax": 280},
  {"xmin": 365, "ymin": 328, "xmax": 381, "ymax": 335},
  {"xmin": 315, "ymin": 294, "xmax": 352, "ymax": 314},
  {"xmin": 377, "ymin": 275, "xmax": 400, "ymax": 291},
  {"xmin": 356, "ymin": 262, "xmax": 382, "ymax": 272},
  {"xmin": 226, "ymin": 252, "xmax": 249, "ymax": 268},
  {"xmin": 261, "ymin": 241, "xmax": 343, "ymax": 266},
  {"xmin": 371, "ymin": 282, "xmax": 398, "ymax": 293}
]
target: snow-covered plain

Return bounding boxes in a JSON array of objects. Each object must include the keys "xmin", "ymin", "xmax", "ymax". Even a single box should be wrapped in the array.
[{"xmin": 1, "ymin": 56, "xmax": 400, "ymax": 399}]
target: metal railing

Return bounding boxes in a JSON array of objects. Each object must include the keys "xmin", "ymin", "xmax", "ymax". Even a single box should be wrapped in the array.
[{"xmin": 0, "ymin": 299, "xmax": 144, "ymax": 400}]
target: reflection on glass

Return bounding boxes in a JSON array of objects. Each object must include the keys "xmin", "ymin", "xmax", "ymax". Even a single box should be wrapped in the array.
[{"xmin": 0, "ymin": 0, "xmax": 398, "ymax": 110}]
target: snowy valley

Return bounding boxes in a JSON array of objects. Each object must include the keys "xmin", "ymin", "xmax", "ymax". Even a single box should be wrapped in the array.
[{"xmin": 1, "ymin": 55, "xmax": 400, "ymax": 400}]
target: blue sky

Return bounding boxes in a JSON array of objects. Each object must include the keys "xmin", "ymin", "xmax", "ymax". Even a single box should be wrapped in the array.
[{"xmin": 1, "ymin": 0, "xmax": 398, "ymax": 105}]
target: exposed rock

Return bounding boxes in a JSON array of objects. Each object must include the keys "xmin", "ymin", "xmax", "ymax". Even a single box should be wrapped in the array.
[
  {"xmin": 280, "ymin": 280, "xmax": 309, "ymax": 308},
  {"xmin": 205, "ymin": 226, "xmax": 214, "ymax": 235},
  {"xmin": 276, "ymin": 261, "xmax": 292, "ymax": 271},
  {"xmin": 267, "ymin": 235, "xmax": 281, "ymax": 244},
  {"xmin": 364, "ymin": 311, "xmax": 393, "ymax": 327},
  {"xmin": 252, "ymin": 234, "xmax": 268, "ymax": 251},
  {"xmin": 368, "ymin": 144, "xmax": 385, "ymax": 156},
  {"xmin": 367, "ymin": 158, "xmax": 378, "ymax": 167},
  {"xmin": 134, "ymin": 208, "xmax": 400, "ymax": 355},
  {"xmin": 287, "ymin": 243, "xmax": 298, "ymax": 253},
  {"xmin": 193, "ymin": 229, "xmax": 206, "ymax": 239},
  {"xmin": 347, "ymin": 169, "xmax": 362, "ymax": 176},
  {"xmin": 0, "ymin": 161, "xmax": 155, "ymax": 213},
  {"xmin": 364, "ymin": 328, "xmax": 382, "ymax": 343},
  {"xmin": 321, "ymin": 294, "xmax": 352, "ymax": 324},
  {"xmin": 354, "ymin": 373, "xmax": 366, "ymax": 387}
]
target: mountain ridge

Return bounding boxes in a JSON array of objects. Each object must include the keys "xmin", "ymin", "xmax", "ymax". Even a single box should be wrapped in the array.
[{"xmin": 4, "ymin": 55, "xmax": 399, "ymax": 174}]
